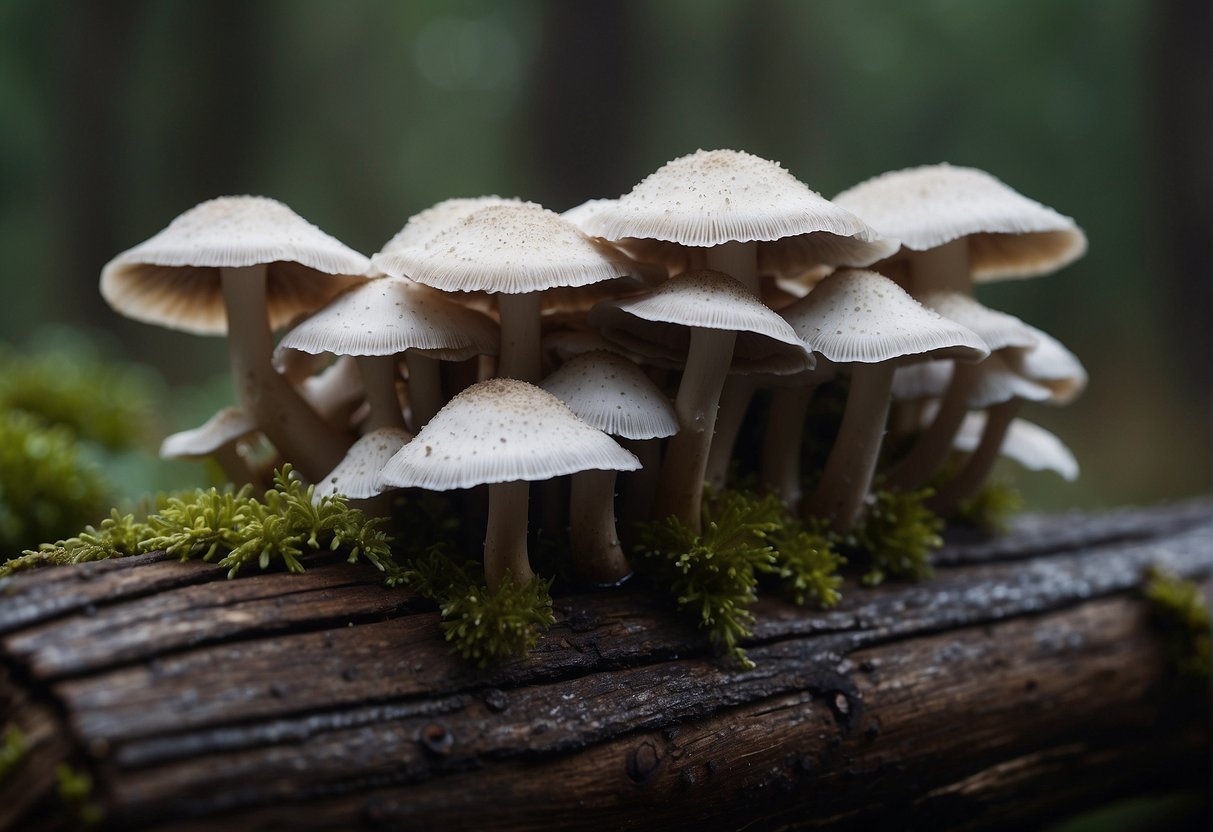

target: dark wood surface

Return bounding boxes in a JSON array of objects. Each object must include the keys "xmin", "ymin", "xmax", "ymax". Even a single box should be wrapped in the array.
[{"xmin": 1, "ymin": 498, "xmax": 1210, "ymax": 830}]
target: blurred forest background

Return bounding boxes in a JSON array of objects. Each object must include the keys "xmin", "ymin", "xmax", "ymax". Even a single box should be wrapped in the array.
[{"xmin": 0, "ymin": 0, "xmax": 1208, "ymax": 511}]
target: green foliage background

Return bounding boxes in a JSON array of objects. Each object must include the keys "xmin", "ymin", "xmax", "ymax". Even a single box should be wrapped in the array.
[{"xmin": 0, "ymin": 0, "xmax": 1208, "ymax": 512}]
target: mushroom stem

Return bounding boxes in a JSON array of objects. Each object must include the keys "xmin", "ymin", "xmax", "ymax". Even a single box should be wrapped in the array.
[
  {"xmin": 805, "ymin": 362, "xmax": 894, "ymax": 533},
  {"xmin": 569, "ymin": 468, "xmax": 631, "ymax": 585},
  {"xmin": 760, "ymin": 384, "xmax": 817, "ymax": 510},
  {"xmin": 927, "ymin": 398, "xmax": 1023, "ymax": 516},
  {"xmin": 405, "ymin": 352, "xmax": 444, "ymax": 431},
  {"xmin": 220, "ymin": 266, "xmax": 350, "ymax": 481},
  {"xmin": 355, "ymin": 355, "xmax": 406, "ymax": 433},
  {"xmin": 907, "ymin": 237, "xmax": 971, "ymax": 295},
  {"xmin": 704, "ymin": 376, "xmax": 758, "ymax": 489},
  {"xmin": 496, "ymin": 292, "xmax": 542, "ymax": 383},
  {"xmin": 484, "ymin": 480, "xmax": 535, "ymax": 590},
  {"xmin": 656, "ymin": 327, "xmax": 738, "ymax": 531},
  {"xmin": 705, "ymin": 240, "xmax": 759, "ymax": 295},
  {"xmin": 884, "ymin": 360, "xmax": 981, "ymax": 490}
]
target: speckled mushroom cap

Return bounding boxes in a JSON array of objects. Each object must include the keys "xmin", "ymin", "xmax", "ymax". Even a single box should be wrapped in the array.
[
  {"xmin": 540, "ymin": 351, "xmax": 678, "ymax": 441},
  {"xmin": 952, "ymin": 413, "xmax": 1079, "ymax": 481},
  {"xmin": 917, "ymin": 290, "xmax": 1039, "ymax": 353},
  {"xmin": 372, "ymin": 204, "xmax": 640, "ymax": 294},
  {"xmin": 101, "ymin": 196, "xmax": 370, "ymax": 335},
  {"xmin": 315, "ymin": 427, "xmax": 413, "ymax": 499},
  {"xmin": 780, "ymin": 270, "xmax": 988, "ymax": 366},
  {"xmin": 893, "ymin": 354, "xmax": 1052, "ymax": 409},
  {"xmin": 378, "ymin": 378, "xmax": 640, "ymax": 491},
  {"xmin": 274, "ymin": 277, "xmax": 499, "ymax": 360},
  {"xmin": 562, "ymin": 198, "xmax": 617, "ymax": 231},
  {"xmin": 579, "ymin": 149, "xmax": 897, "ymax": 275},
  {"xmin": 588, "ymin": 270, "xmax": 816, "ymax": 375},
  {"xmin": 160, "ymin": 406, "xmax": 258, "ymax": 459},
  {"xmin": 1008, "ymin": 324, "xmax": 1087, "ymax": 405},
  {"xmin": 374, "ymin": 196, "xmax": 534, "ymax": 266},
  {"xmin": 833, "ymin": 164, "xmax": 1087, "ymax": 280}
]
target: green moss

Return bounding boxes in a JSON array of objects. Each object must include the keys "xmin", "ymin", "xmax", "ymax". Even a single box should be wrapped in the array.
[
  {"xmin": 0, "ymin": 725, "xmax": 26, "ymax": 783},
  {"xmin": 848, "ymin": 487, "xmax": 943, "ymax": 586},
  {"xmin": 56, "ymin": 764, "xmax": 104, "ymax": 828},
  {"xmin": 1142, "ymin": 566, "xmax": 1211, "ymax": 682},
  {"xmin": 951, "ymin": 478, "xmax": 1025, "ymax": 535},
  {"xmin": 13, "ymin": 466, "xmax": 393, "ymax": 580},
  {"xmin": 0, "ymin": 411, "xmax": 110, "ymax": 553},
  {"xmin": 0, "ymin": 340, "xmax": 156, "ymax": 452},
  {"xmin": 634, "ymin": 489, "xmax": 844, "ymax": 668},
  {"xmin": 398, "ymin": 546, "xmax": 555, "ymax": 667}
]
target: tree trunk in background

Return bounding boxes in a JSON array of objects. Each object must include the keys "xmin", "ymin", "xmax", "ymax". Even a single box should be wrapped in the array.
[
  {"xmin": 525, "ymin": 0, "xmax": 634, "ymax": 209},
  {"xmin": 1, "ymin": 500, "xmax": 1209, "ymax": 829},
  {"xmin": 1150, "ymin": 0, "xmax": 1211, "ymax": 403}
]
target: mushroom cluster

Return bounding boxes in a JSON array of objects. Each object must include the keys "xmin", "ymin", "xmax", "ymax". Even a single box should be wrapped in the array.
[{"xmin": 102, "ymin": 151, "xmax": 1086, "ymax": 606}]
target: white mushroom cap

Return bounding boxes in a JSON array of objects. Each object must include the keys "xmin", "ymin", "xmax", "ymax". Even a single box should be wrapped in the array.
[
  {"xmin": 372, "ymin": 204, "xmax": 640, "ymax": 294},
  {"xmin": 952, "ymin": 412, "xmax": 1079, "ymax": 481},
  {"xmin": 833, "ymin": 164, "xmax": 1087, "ymax": 280},
  {"xmin": 160, "ymin": 406, "xmax": 258, "ymax": 459},
  {"xmin": 892, "ymin": 353, "xmax": 1053, "ymax": 409},
  {"xmin": 917, "ymin": 290, "xmax": 1039, "ymax": 352},
  {"xmin": 101, "ymin": 196, "xmax": 370, "ymax": 335},
  {"xmin": 298, "ymin": 355, "xmax": 364, "ymax": 422},
  {"xmin": 542, "ymin": 327, "xmax": 649, "ymax": 365},
  {"xmin": 274, "ymin": 277, "xmax": 499, "ymax": 360},
  {"xmin": 781, "ymin": 270, "xmax": 988, "ymax": 366},
  {"xmin": 588, "ymin": 270, "xmax": 816, "ymax": 375},
  {"xmin": 378, "ymin": 378, "xmax": 640, "ymax": 491},
  {"xmin": 374, "ymin": 196, "xmax": 535, "ymax": 264},
  {"xmin": 540, "ymin": 351, "xmax": 678, "ymax": 441},
  {"xmin": 892, "ymin": 359, "xmax": 953, "ymax": 402},
  {"xmin": 315, "ymin": 427, "xmax": 413, "ymax": 500},
  {"xmin": 579, "ymin": 149, "xmax": 896, "ymax": 275},
  {"xmin": 562, "ymin": 198, "xmax": 617, "ymax": 231},
  {"xmin": 1008, "ymin": 323, "xmax": 1088, "ymax": 405}
]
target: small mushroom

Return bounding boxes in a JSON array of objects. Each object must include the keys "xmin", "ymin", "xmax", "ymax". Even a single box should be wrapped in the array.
[
  {"xmin": 950, "ymin": 412, "xmax": 1079, "ymax": 482},
  {"xmin": 160, "ymin": 406, "xmax": 261, "ymax": 487},
  {"xmin": 589, "ymin": 270, "xmax": 813, "ymax": 531},
  {"xmin": 780, "ymin": 270, "xmax": 987, "ymax": 531},
  {"xmin": 373, "ymin": 204, "xmax": 640, "ymax": 383},
  {"xmin": 378, "ymin": 379, "xmax": 639, "ymax": 590},
  {"xmin": 541, "ymin": 351, "xmax": 678, "ymax": 585}
]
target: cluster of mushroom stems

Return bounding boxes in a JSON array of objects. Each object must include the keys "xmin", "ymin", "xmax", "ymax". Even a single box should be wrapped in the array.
[{"xmin": 102, "ymin": 150, "xmax": 1087, "ymax": 592}]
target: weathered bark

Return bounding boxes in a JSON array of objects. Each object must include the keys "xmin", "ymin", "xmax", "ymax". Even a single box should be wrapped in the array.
[{"xmin": 1, "ymin": 499, "xmax": 1210, "ymax": 830}]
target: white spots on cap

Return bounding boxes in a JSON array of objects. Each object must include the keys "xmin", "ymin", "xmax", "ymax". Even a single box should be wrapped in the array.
[
  {"xmin": 540, "ymin": 351, "xmax": 678, "ymax": 440},
  {"xmin": 314, "ymin": 427, "xmax": 413, "ymax": 500}
]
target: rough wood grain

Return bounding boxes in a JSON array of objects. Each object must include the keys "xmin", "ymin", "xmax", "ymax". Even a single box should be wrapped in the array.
[{"xmin": 1, "ymin": 499, "xmax": 1209, "ymax": 830}]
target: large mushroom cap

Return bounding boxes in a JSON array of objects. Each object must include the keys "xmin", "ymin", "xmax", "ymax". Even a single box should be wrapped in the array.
[
  {"xmin": 541, "ymin": 351, "xmax": 678, "ymax": 441},
  {"xmin": 781, "ymin": 269, "xmax": 988, "ymax": 366},
  {"xmin": 1009, "ymin": 324, "xmax": 1088, "ymax": 405},
  {"xmin": 833, "ymin": 164, "xmax": 1087, "ymax": 280},
  {"xmin": 581, "ymin": 149, "xmax": 896, "ymax": 274},
  {"xmin": 374, "ymin": 196, "xmax": 534, "ymax": 263},
  {"xmin": 588, "ymin": 270, "xmax": 816, "ymax": 375},
  {"xmin": 373, "ymin": 204, "xmax": 640, "ymax": 294},
  {"xmin": 917, "ymin": 290, "xmax": 1040, "ymax": 352},
  {"xmin": 379, "ymin": 378, "xmax": 639, "ymax": 491},
  {"xmin": 101, "ymin": 195, "xmax": 370, "ymax": 335},
  {"xmin": 275, "ymin": 277, "xmax": 499, "ymax": 360}
]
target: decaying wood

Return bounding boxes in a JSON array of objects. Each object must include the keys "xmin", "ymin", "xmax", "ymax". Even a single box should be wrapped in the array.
[{"xmin": 1, "ymin": 498, "xmax": 1210, "ymax": 830}]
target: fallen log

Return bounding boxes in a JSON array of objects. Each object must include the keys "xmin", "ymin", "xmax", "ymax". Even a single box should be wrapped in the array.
[{"xmin": 1, "ymin": 498, "xmax": 1210, "ymax": 830}]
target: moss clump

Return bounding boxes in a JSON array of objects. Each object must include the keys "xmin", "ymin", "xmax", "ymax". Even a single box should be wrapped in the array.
[
  {"xmin": 398, "ymin": 547, "xmax": 555, "ymax": 667},
  {"xmin": 1142, "ymin": 566, "xmax": 1211, "ymax": 682},
  {"xmin": 635, "ymin": 489, "xmax": 844, "ymax": 668},
  {"xmin": 0, "ymin": 725, "xmax": 26, "ymax": 784},
  {"xmin": 0, "ymin": 411, "xmax": 110, "ymax": 553},
  {"xmin": 951, "ymin": 478, "xmax": 1024, "ymax": 535},
  {"xmin": 56, "ymin": 763, "xmax": 104, "ymax": 828},
  {"xmin": 11, "ymin": 466, "xmax": 392, "ymax": 580},
  {"xmin": 0, "ymin": 340, "xmax": 155, "ymax": 452},
  {"xmin": 848, "ymin": 487, "xmax": 944, "ymax": 586}
]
